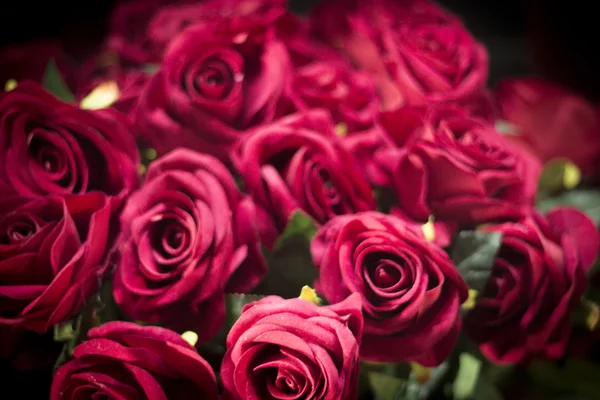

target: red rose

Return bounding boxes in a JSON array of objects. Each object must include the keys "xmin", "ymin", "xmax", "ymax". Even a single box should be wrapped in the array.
[
  {"xmin": 494, "ymin": 78, "xmax": 600, "ymax": 176},
  {"xmin": 465, "ymin": 208, "xmax": 599, "ymax": 363},
  {"xmin": 312, "ymin": 0, "xmax": 488, "ymax": 110},
  {"xmin": 287, "ymin": 61, "xmax": 379, "ymax": 132},
  {"xmin": 312, "ymin": 212, "xmax": 467, "ymax": 365},
  {"xmin": 0, "ymin": 194, "xmax": 112, "ymax": 333},
  {"xmin": 232, "ymin": 110, "xmax": 376, "ymax": 247},
  {"xmin": 0, "ymin": 82, "xmax": 139, "ymax": 205},
  {"xmin": 133, "ymin": 17, "xmax": 292, "ymax": 161},
  {"xmin": 364, "ymin": 106, "xmax": 540, "ymax": 226},
  {"xmin": 221, "ymin": 294, "xmax": 363, "ymax": 400},
  {"xmin": 51, "ymin": 322, "xmax": 219, "ymax": 399},
  {"xmin": 113, "ymin": 148, "xmax": 266, "ymax": 339}
]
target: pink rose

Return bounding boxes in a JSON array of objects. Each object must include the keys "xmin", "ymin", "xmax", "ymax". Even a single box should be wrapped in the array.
[
  {"xmin": 465, "ymin": 208, "xmax": 599, "ymax": 363},
  {"xmin": 232, "ymin": 110, "xmax": 376, "ymax": 247},
  {"xmin": 0, "ymin": 194, "xmax": 112, "ymax": 333},
  {"xmin": 133, "ymin": 18, "xmax": 292, "ymax": 161},
  {"xmin": 51, "ymin": 322, "xmax": 219, "ymax": 399},
  {"xmin": 113, "ymin": 148, "xmax": 266, "ymax": 339},
  {"xmin": 312, "ymin": 212, "xmax": 468, "ymax": 365},
  {"xmin": 494, "ymin": 77, "xmax": 600, "ymax": 176},
  {"xmin": 221, "ymin": 294, "xmax": 363, "ymax": 400},
  {"xmin": 312, "ymin": 0, "xmax": 488, "ymax": 110}
]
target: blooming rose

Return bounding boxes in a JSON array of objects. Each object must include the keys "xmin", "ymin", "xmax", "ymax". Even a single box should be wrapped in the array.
[
  {"xmin": 51, "ymin": 322, "xmax": 219, "ymax": 399},
  {"xmin": 113, "ymin": 148, "xmax": 266, "ymax": 339},
  {"xmin": 312, "ymin": 212, "xmax": 468, "ymax": 365},
  {"xmin": 0, "ymin": 194, "xmax": 112, "ymax": 333},
  {"xmin": 494, "ymin": 78, "xmax": 600, "ymax": 176},
  {"xmin": 232, "ymin": 110, "xmax": 376, "ymax": 246},
  {"xmin": 312, "ymin": 0, "xmax": 488, "ymax": 110},
  {"xmin": 465, "ymin": 207, "xmax": 599, "ymax": 364},
  {"xmin": 133, "ymin": 14, "xmax": 291, "ymax": 161},
  {"xmin": 287, "ymin": 61, "xmax": 379, "ymax": 132},
  {"xmin": 221, "ymin": 293, "xmax": 363, "ymax": 400},
  {"xmin": 359, "ymin": 106, "xmax": 540, "ymax": 226},
  {"xmin": 0, "ymin": 82, "xmax": 139, "ymax": 204}
]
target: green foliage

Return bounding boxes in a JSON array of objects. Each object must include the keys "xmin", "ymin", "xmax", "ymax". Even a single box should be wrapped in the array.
[{"xmin": 42, "ymin": 59, "xmax": 75, "ymax": 102}]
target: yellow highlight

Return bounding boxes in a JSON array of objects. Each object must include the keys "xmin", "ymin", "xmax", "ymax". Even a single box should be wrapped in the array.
[
  {"xmin": 80, "ymin": 81, "xmax": 120, "ymax": 110},
  {"xmin": 461, "ymin": 289, "xmax": 479, "ymax": 310},
  {"xmin": 539, "ymin": 157, "xmax": 581, "ymax": 192},
  {"xmin": 4, "ymin": 79, "xmax": 17, "ymax": 92},
  {"xmin": 335, "ymin": 123, "xmax": 348, "ymax": 137},
  {"xmin": 562, "ymin": 162, "xmax": 581, "ymax": 190},
  {"xmin": 181, "ymin": 331, "xmax": 199, "ymax": 347},
  {"xmin": 144, "ymin": 148, "xmax": 158, "ymax": 161},
  {"xmin": 410, "ymin": 362, "xmax": 432, "ymax": 385},
  {"xmin": 138, "ymin": 164, "xmax": 147, "ymax": 176},
  {"xmin": 299, "ymin": 286, "xmax": 321, "ymax": 305},
  {"xmin": 421, "ymin": 216, "xmax": 435, "ymax": 242}
]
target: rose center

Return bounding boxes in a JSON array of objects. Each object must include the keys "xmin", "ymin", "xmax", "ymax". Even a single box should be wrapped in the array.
[
  {"xmin": 275, "ymin": 376, "xmax": 298, "ymax": 393},
  {"xmin": 151, "ymin": 219, "xmax": 190, "ymax": 258},
  {"xmin": 194, "ymin": 59, "xmax": 234, "ymax": 100},
  {"xmin": 4, "ymin": 220, "xmax": 36, "ymax": 244},
  {"xmin": 372, "ymin": 261, "xmax": 402, "ymax": 288}
]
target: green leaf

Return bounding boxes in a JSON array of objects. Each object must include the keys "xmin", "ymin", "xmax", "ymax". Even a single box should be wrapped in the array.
[
  {"xmin": 368, "ymin": 372, "xmax": 407, "ymax": 400},
  {"xmin": 527, "ymin": 358, "xmax": 600, "ymax": 399},
  {"xmin": 571, "ymin": 298, "xmax": 600, "ymax": 331},
  {"xmin": 253, "ymin": 210, "xmax": 319, "ymax": 297},
  {"xmin": 451, "ymin": 231, "xmax": 502, "ymax": 292},
  {"xmin": 453, "ymin": 353, "xmax": 482, "ymax": 399},
  {"xmin": 142, "ymin": 64, "xmax": 159, "ymax": 75},
  {"xmin": 42, "ymin": 59, "xmax": 75, "ymax": 102},
  {"xmin": 536, "ymin": 188, "xmax": 600, "ymax": 226},
  {"xmin": 225, "ymin": 293, "xmax": 265, "ymax": 328},
  {"xmin": 53, "ymin": 317, "xmax": 82, "ymax": 343}
]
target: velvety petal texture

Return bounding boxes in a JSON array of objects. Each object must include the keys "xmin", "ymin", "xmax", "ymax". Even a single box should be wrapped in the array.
[
  {"xmin": 221, "ymin": 294, "xmax": 363, "ymax": 400},
  {"xmin": 311, "ymin": 0, "xmax": 488, "ymax": 110},
  {"xmin": 0, "ymin": 194, "xmax": 113, "ymax": 333},
  {"xmin": 133, "ymin": 12, "xmax": 292, "ymax": 162},
  {"xmin": 0, "ymin": 82, "xmax": 139, "ymax": 205},
  {"xmin": 50, "ymin": 321, "xmax": 219, "ymax": 400},
  {"xmin": 311, "ymin": 212, "xmax": 467, "ymax": 365},
  {"xmin": 232, "ymin": 110, "xmax": 376, "ymax": 247},
  {"xmin": 465, "ymin": 207, "xmax": 600, "ymax": 364},
  {"xmin": 113, "ymin": 148, "xmax": 267, "ymax": 339}
]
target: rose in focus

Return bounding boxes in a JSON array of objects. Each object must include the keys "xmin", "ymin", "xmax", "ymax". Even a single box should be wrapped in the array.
[
  {"xmin": 221, "ymin": 294, "xmax": 363, "ymax": 400},
  {"xmin": 113, "ymin": 148, "xmax": 266, "ymax": 339},
  {"xmin": 0, "ymin": 194, "xmax": 112, "ymax": 333},
  {"xmin": 232, "ymin": 110, "xmax": 376, "ymax": 247},
  {"xmin": 51, "ymin": 321, "xmax": 219, "ymax": 399},
  {"xmin": 465, "ymin": 207, "xmax": 599, "ymax": 363},
  {"xmin": 312, "ymin": 212, "xmax": 468, "ymax": 365}
]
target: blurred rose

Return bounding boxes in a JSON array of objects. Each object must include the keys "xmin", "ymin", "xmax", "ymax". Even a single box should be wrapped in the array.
[
  {"xmin": 113, "ymin": 149, "xmax": 266, "ymax": 339},
  {"xmin": 465, "ymin": 207, "xmax": 599, "ymax": 363},
  {"xmin": 133, "ymin": 18, "xmax": 291, "ymax": 161},
  {"xmin": 312, "ymin": 212, "xmax": 467, "ymax": 365},
  {"xmin": 312, "ymin": 0, "xmax": 488, "ymax": 110},
  {"xmin": 51, "ymin": 322, "xmax": 219, "ymax": 399},
  {"xmin": 232, "ymin": 110, "xmax": 376, "ymax": 247},
  {"xmin": 0, "ymin": 82, "xmax": 139, "ymax": 206},
  {"xmin": 352, "ymin": 105, "xmax": 540, "ymax": 226},
  {"xmin": 221, "ymin": 294, "xmax": 363, "ymax": 400},
  {"xmin": 0, "ymin": 194, "xmax": 112, "ymax": 333},
  {"xmin": 495, "ymin": 78, "xmax": 600, "ymax": 176}
]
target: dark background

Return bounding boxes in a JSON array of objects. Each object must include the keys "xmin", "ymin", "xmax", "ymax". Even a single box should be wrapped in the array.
[{"xmin": 1, "ymin": 0, "xmax": 599, "ymax": 99}]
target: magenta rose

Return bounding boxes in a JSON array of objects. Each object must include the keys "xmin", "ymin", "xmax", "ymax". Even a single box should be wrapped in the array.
[
  {"xmin": 51, "ymin": 321, "xmax": 218, "ymax": 399},
  {"xmin": 133, "ymin": 16, "xmax": 292, "ymax": 161},
  {"xmin": 232, "ymin": 110, "xmax": 376, "ymax": 247},
  {"xmin": 113, "ymin": 148, "xmax": 266, "ymax": 339},
  {"xmin": 465, "ymin": 207, "xmax": 599, "ymax": 363},
  {"xmin": 0, "ymin": 193, "xmax": 112, "ymax": 333},
  {"xmin": 494, "ymin": 77, "xmax": 600, "ymax": 176},
  {"xmin": 287, "ymin": 61, "xmax": 379, "ymax": 132},
  {"xmin": 312, "ymin": 0, "xmax": 488, "ymax": 110},
  {"xmin": 0, "ymin": 82, "xmax": 139, "ymax": 204},
  {"xmin": 312, "ymin": 212, "xmax": 468, "ymax": 365},
  {"xmin": 221, "ymin": 293, "xmax": 363, "ymax": 400},
  {"xmin": 361, "ymin": 106, "xmax": 541, "ymax": 226}
]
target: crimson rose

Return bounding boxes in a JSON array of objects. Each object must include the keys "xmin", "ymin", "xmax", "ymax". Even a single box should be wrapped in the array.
[
  {"xmin": 133, "ymin": 15, "xmax": 291, "ymax": 161},
  {"xmin": 232, "ymin": 110, "xmax": 376, "ymax": 247},
  {"xmin": 465, "ymin": 208, "xmax": 599, "ymax": 363},
  {"xmin": 221, "ymin": 294, "xmax": 363, "ymax": 400},
  {"xmin": 0, "ymin": 194, "xmax": 112, "ymax": 333},
  {"xmin": 113, "ymin": 148, "xmax": 266, "ymax": 340},
  {"xmin": 312, "ymin": 212, "xmax": 468, "ymax": 365},
  {"xmin": 51, "ymin": 322, "xmax": 219, "ymax": 399},
  {"xmin": 0, "ymin": 82, "xmax": 139, "ymax": 204},
  {"xmin": 361, "ymin": 106, "xmax": 540, "ymax": 226},
  {"xmin": 495, "ymin": 78, "xmax": 600, "ymax": 176}
]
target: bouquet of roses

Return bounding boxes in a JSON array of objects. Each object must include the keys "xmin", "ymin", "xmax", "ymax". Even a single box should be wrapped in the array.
[{"xmin": 2, "ymin": 0, "xmax": 600, "ymax": 398}]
